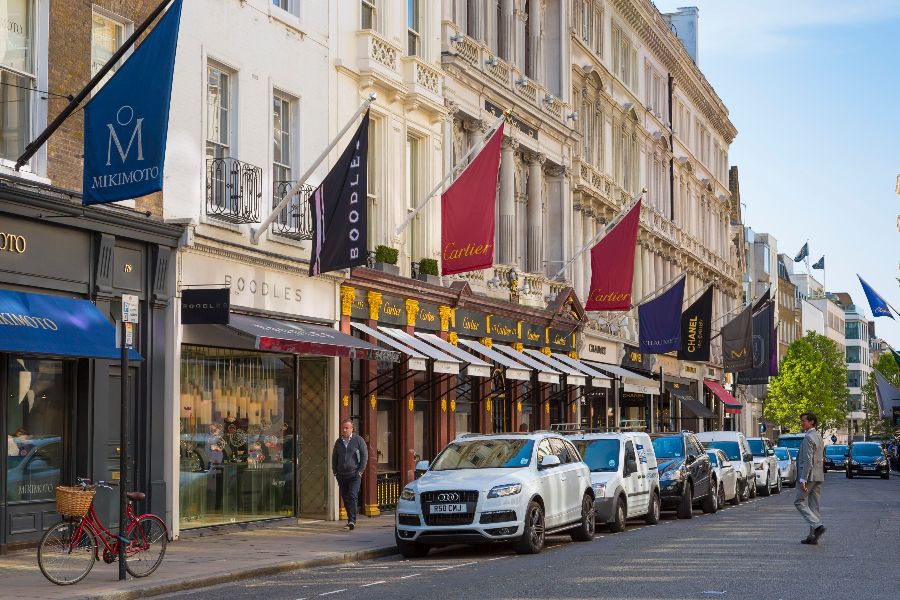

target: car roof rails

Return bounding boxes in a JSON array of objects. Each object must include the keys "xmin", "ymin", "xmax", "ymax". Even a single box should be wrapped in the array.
[{"xmin": 549, "ymin": 423, "xmax": 582, "ymax": 432}]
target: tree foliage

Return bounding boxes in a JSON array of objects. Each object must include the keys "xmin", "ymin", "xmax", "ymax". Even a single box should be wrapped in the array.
[
  {"xmin": 765, "ymin": 331, "xmax": 849, "ymax": 433},
  {"xmin": 861, "ymin": 352, "xmax": 900, "ymax": 437}
]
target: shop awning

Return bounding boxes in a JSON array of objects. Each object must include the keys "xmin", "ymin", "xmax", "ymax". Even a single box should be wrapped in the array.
[
  {"xmin": 349, "ymin": 322, "xmax": 426, "ymax": 370},
  {"xmin": 414, "ymin": 332, "xmax": 492, "ymax": 378},
  {"xmin": 378, "ymin": 327, "xmax": 460, "ymax": 375},
  {"xmin": 550, "ymin": 353, "xmax": 613, "ymax": 388},
  {"xmin": 0, "ymin": 289, "xmax": 141, "ymax": 360},
  {"xmin": 585, "ymin": 361, "xmax": 659, "ymax": 395},
  {"xmin": 704, "ymin": 380, "xmax": 743, "ymax": 414},
  {"xmin": 457, "ymin": 339, "xmax": 531, "ymax": 381},
  {"xmin": 493, "ymin": 344, "xmax": 561, "ymax": 384},
  {"xmin": 226, "ymin": 315, "xmax": 398, "ymax": 362},
  {"xmin": 676, "ymin": 392, "xmax": 716, "ymax": 419},
  {"xmin": 522, "ymin": 349, "xmax": 586, "ymax": 386}
]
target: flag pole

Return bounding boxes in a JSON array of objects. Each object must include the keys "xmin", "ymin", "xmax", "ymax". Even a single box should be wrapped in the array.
[
  {"xmin": 629, "ymin": 274, "xmax": 686, "ymax": 309},
  {"xmin": 708, "ymin": 298, "xmax": 755, "ymax": 341},
  {"xmin": 14, "ymin": 0, "xmax": 174, "ymax": 171},
  {"xmin": 395, "ymin": 113, "xmax": 506, "ymax": 236},
  {"xmin": 681, "ymin": 282, "xmax": 713, "ymax": 308},
  {"xmin": 551, "ymin": 189, "xmax": 646, "ymax": 281},
  {"xmin": 251, "ymin": 93, "xmax": 376, "ymax": 244}
]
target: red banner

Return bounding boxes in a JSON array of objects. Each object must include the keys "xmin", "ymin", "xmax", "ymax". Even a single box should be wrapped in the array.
[
  {"xmin": 585, "ymin": 199, "xmax": 641, "ymax": 311},
  {"xmin": 441, "ymin": 123, "xmax": 504, "ymax": 275}
]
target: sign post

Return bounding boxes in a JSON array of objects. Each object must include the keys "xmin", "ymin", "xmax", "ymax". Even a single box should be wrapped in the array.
[{"xmin": 119, "ymin": 294, "xmax": 138, "ymax": 580}]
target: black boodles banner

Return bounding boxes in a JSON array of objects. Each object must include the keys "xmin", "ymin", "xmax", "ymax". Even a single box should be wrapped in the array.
[
  {"xmin": 181, "ymin": 288, "xmax": 230, "ymax": 324},
  {"xmin": 309, "ymin": 110, "xmax": 370, "ymax": 276},
  {"xmin": 722, "ymin": 305, "xmax": 753, "ymax": 372},
  {"xmin": 737, "ymin": 302, "xmax": 774, "ymax": 385},
  {"xmin": 678, "ymin": 286, "xmax": 713, "ymax": 361}
]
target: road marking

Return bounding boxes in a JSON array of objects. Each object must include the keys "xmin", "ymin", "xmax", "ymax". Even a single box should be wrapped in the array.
[
  {"xmin": 484, "ymin": 556, "xmax": 505, "ymax": 561},
  {"xmin": 436, "ymin": 561, "xmax": 478, "ymax": 571},
  {"xmin": 399, "ymin": 574, "xmax": 421, "ymax": 579},
  {"xmin": 318, "ymin": 590, "xmax": 347, "ymax": 596},
  {"xmin": 361, "ymin": 581, "xmax": 386, "ymax": 587}
]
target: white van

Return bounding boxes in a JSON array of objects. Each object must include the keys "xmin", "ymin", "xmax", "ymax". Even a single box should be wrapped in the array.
[
  {"xmin": 695, "ymin": 431, "xmax": 756, "ymax": 501},
  {"xmin": 568, "ymin": 432, "xmax": 660, "ymax": 532}
]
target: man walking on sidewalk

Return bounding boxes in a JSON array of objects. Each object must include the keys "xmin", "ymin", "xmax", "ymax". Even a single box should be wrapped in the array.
[
  {"xmin": 332, "ymin": 418, "xmax": 368, "ymax": 530},
  {"xmin": 794, "ymin": 412, "xmax": 826, "ymax": 545}
]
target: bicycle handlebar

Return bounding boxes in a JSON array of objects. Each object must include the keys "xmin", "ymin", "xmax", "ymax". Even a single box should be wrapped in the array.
[{"xmin": 75, "ymin": 477, "xmax": 119, "ymax": 489}]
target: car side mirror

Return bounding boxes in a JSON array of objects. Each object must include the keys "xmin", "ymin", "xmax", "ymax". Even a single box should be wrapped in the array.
[
  {"xmin": 721, "ymin": 460, "xmax": 732, "ymax": 469},
  {"xmin": 415, "ymin": 460, "xmax": 430, "ymax": 472},
  {"xmin": 767, "ymin": 449, "xmax": 775, "ymax": 456},
  {"xmin": 744, "ymin": 453, "xmax": 753, "ymax": 462},
  {"xmin": 687, "ymin": 454, "xmax": 697, "ymax": 463},
  {"xmin": 624, "ymin": 458, "xmax": 637, "ymax": 474},
  {"xmin": 540, "ymin": 454, "xmax": 561, "ymax": 469}
]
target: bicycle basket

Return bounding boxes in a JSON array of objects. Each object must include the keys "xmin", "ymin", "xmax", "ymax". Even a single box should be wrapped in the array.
[{"xmin": 55, "ymin": 486, "xmax": 95, "ymax": 517}]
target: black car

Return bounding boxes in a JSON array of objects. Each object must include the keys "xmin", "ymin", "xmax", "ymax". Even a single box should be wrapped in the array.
[
  {"xmin": 650, "ymin": 432, "xmax": 716, "ymax": 518},
  {"xmin": 823, "ymin": 444, "xmax": 848, "ymax": 472},
  {"xmin": 846, "ymin": 442, "xmax": 890, "ymax": 479}
]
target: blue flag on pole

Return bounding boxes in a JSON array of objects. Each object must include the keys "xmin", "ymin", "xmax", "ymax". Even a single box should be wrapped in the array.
[
  {"xmin": 82, "ymin": 0, "xmax": 184, "ymax": 205},
  {"xmin": 639, "ymin": 277, "xmax": 686, "ymax": 354},
  {"xmin": 858, "ymin": 275, "xmax": 894, "ymax": 319}
]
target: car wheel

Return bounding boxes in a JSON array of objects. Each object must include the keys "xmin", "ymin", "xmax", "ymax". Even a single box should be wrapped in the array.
[
  {"xmin": 718, "ymin": 483, "xmax": 726, "ymax": 508},
  {"xmin": 773, "ymin": 474, "xmax": 782, "ymax": 494},
  {"xmin": 570, "ymin": 494, "xmax": 596, "ymax": 542},
  {"xmin": 730, "ymin": 482, "xmax": 741, "ymax": 505},
  {"xmin": 396, "ymin": 534, "xmax": 430, "ymax": 559},
  {"xmin": 846, "ymin": 471, "xmax": 853, "ymax": 479},
  {"xmin": 608, "ymin": 497, "xmax": 627, "ymax": 533},
  {"xmin": 645, "ymin": 491, "xmax": 661, "ymax": 525},
  {"xmin": 701, "ymin": 480, "xmax": 718, "ymax": 514},
  {"xmin": 749, "ymin": 480, "xmax": 757, "ymax": 498},
  {"xmin": 740, "ymin": 478, "xmax": 750, "ymax": 501},
  {"xmin": 881, "ymin": 472, "xmax": 889, "ymax": 480},
  {"xmin": 759, "ymin": 471, "xmax": 771, "ymax": 496},
  {"xmin": 514, "ymin": 501, "xmax": 546, "ymax": 554},
  {"xmin": 676, "ymin": 484, "xmax": 693, "ymax": 519}
]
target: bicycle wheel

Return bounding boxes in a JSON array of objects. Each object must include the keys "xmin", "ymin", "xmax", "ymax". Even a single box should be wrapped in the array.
[
  {"xmin": 38, "ymin": 520, "xmax": 96, "ymax": 585},
  {"xmin": 124, "ymin": 515, "xmax": 168, "ymax": 577}
]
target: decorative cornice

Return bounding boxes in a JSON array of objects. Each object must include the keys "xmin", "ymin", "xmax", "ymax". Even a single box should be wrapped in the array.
[
  {"xmin": 405, "ymin": 299, "xmax": 419, "ymax": 327},
  {"xmin": 367, "ymin": 291, "xmax": 382, "ymax": 321},
  {"xmin": 340, "ymin": 285, "xmax": 355, "ymax": 316}
]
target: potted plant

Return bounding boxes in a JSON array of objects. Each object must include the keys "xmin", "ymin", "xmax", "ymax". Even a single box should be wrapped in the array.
[
  {"xmin": 373, "ymin": 244, "xmax": 400, "ymax": 275},
  {"xmin": 417, "ymin": 258, "xmax": 441, "ymax": 285}
]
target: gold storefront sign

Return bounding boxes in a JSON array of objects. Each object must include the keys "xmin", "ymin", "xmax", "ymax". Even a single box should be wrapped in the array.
[{"xmin": 0, "ymin": 231, "xmax": 27, "ymax": 254}]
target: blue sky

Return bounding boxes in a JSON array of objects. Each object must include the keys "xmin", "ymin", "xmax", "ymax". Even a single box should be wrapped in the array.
[{"xmin": 655, "ymin": 0, "xmax": 900, "ymax": 348}]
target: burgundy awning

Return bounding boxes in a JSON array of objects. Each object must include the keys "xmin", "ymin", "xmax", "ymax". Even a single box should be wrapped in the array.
[{"xmin": 704, "ymin": 380, "xmax": 742, "ymax": 414}]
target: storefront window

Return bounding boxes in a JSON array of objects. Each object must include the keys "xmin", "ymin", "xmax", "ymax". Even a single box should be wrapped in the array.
[
  {"xmin": 6, "ymin": 359, "xmax": 66, "ymax": 502},
  {"xmin": 179, "ymin": 346, "xmax": 295, "ymax": 529},
  {"xmin": 454, "ymin": 376, "xmax": 476, "ymax": 435},
  {"xmin": 0, "ymin": 0, "xmax": 34, "ymax": 162}
]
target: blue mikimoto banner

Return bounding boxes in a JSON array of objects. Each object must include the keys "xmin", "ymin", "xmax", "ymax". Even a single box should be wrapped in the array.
[{"xmin": 82, "ymin": 0, "xmax": 184, "ymax": 205}]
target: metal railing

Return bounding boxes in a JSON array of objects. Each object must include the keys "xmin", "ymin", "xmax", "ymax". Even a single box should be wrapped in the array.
[
  {"xmin": 206, "ymin": 157, "xmax": 262, "ymax": 224},
  {"xmin": 271, "ymin": 181, "xmax": 315, "ymax": 240},
  {"xmin": 376, "ymin": 471, "xmax": 401, "ymax": 510}
]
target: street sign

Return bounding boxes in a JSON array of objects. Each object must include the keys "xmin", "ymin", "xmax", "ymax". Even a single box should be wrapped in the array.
[
  {"xmin": 122, "ymin": 294, "xmax": 139, "ymax": 323},
  {"xmin": 125, "ymin": 322, "xmax": 134, "ymax": 347},
  {"xmin": 831, "ymin": 434, "xmax": 838, "ymax": 444}
]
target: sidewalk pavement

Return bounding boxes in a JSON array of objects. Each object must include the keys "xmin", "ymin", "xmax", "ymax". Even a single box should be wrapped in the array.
[{"xmin": 0, "ymin": 518, "xmax": 398, "ymax": 600}]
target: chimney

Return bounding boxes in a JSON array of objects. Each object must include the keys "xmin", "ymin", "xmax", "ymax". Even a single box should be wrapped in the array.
[{"xmin": 662, "ymin": 6, "xmax": 699, "ymax": 64}]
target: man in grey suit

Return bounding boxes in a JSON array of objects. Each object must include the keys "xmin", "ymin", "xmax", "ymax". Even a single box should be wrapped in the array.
[{"xmin": 794, "ymin": 412, "xmax": 826, "ymax": 544}]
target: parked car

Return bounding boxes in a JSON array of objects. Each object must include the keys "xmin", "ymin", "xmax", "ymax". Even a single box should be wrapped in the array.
[
  {"xmin": 846, "ymin": 442, "xmax": 890, "ymax": 479},
  {"xmin": 823, "ymin": 444, "xmax": 849, "ymax": 472},
  {"xmin": 650, "ymin": 432, "xmax": 716, "ymax": 518},
  {"xmin": 773, "ymin": 446, "xmax": 797, "ymax": 487},
  {"xmin": 6, "ymin": 435, "xmax": 62, "ymax": 502},
  {"xmin": 706, "ymin": 448, "xmax": 739, "ymax": 506},
  {"xmin": 394, "ymin": 433, "xmax": 595, "ymax": 557},
  {"xmin": 746, "ymin": 437, "xmax": 782, "ymax": 495},
  {"xmin": 568, "ymin": 431, "xmax": 660, "ymax": 532},
  {"xmin": 777, "ymin": 433, "xmax": 806, "ymax": 453},
  {"xmin": 695, "ymin": 431, "xmax": 756, "ymax": 501}
]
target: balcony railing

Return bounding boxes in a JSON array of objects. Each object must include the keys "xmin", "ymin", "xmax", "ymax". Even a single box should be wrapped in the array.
[
  {"xmin": 271, "ymin": 181, "xmax": 315, "ymax": 241},
  {"xmin": 206, "ymin": 157, "xmax": 262, "ymax": 224}
]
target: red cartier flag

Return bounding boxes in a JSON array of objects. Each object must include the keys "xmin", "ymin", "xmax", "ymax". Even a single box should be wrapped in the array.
[
  {"xmin": 585, "ymin": 199, "xmax": 642, "ymax": 311},
  {"xmin": 441, "ymin": 123, "xmax": 505, "ymax": 276}
]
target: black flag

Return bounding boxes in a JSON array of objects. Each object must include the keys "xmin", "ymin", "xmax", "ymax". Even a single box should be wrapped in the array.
[
  {"xmin": 752, "ymin": 288, "xmax": 770, "ymax": 313},
  {"xmin": 722, "ymin": 305, "xmax": 753, "ymax": 372},
  {"xmin": 736, "ymin": 302, "xmax": 774, "ymax": 385},
  {"xmin": 678, "ymin": 286, "xmax": 713, "ymax": 361},
  {"xmin": 309, "ymin": 110, "xmax": 370, "ymax": 276},
  {"xmin": 812, "ymin": 256, "xmax": 824, "ymax": 269}
]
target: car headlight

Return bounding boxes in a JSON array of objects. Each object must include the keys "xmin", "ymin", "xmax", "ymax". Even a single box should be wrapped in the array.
[
  {"xmin": 660, "ymin": 467, "xmax": 684, "ymax": 482},
  {"xmin": 851, "ymin": 460, "xmax": 859, "ymax": 466},
  {"xmin": 399, "ymin": 487, "xmax": 416, "ymax": 501},
  {"xmin": 592, "ymin": 482, "xmax": 607, "ymax": 497},
  {"xmin": 487, "ymin": 483, "xmax": 522, "ymax": 498}
]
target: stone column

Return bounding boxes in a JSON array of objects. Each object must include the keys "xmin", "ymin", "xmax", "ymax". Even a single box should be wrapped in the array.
[
  {"xmin": 362, "ymin": 292, "xmax": 382, "ymax": 517},
  {"xmin": 572, "ymin": 203, "xmax": 584, "ymax": 298},
  {"xmin": 582, "ymin": 207, "xmax": 593, "ymax": 298},
  {"xmin": 642, "ymin": 246, "xmax": 652, "ymax": 300},
  {"xmin": 501, "ymin": 0, "xmax": 514, "ymax": 62},
  {"xmin": 499, "ymin": 137, "xmax": 518, "ymax": 265},
  {"xmin": 528, "ymin": 0, "xmax": 542, "ymax": 79},
  {"xmin": 655, "ymin": 252, "xmax": 664, "ymax": 289},
  {"xmin": 526, "ymin": 153, "xmax": 544, "ymax": 273}
]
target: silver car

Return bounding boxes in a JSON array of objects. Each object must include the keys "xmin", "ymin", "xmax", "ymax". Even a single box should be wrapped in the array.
[{"xmin": 773, "ymin": 446, "xmax": 796, "ymax": 488}]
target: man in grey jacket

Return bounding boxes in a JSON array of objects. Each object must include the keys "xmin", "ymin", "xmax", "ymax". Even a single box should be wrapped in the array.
[
  {"xmin": 794, "ymin": 412, "xmax": 826, "ymax": 544},
  {"xmin": 332, "ymin": 418, "xmax": 368, "ymax": 530}
]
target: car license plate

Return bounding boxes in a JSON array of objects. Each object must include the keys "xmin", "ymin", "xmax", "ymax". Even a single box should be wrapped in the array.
[
  {"xmin": 429, "ymin": 503, "xmax": 466, "ymax": 514},
  {"xmin": 863, "ymin": 466, "xmax": 875, "ymax": 471}
]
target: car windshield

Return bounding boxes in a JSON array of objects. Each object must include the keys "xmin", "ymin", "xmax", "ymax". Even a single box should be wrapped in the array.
[
  {"xmin": 774, "ymin": 448, "xmax": 789, "ymax": 460},
  {"xmin": 704, "ymin": 441, "xmax": 741, "ymax": 461},
  {"xmin": 788, "ymin": 448, "xmax": 798, "ymax": 459},
  {"xmin": 825, "ymin": 445, "xmax": 848, "ymax": 456},
  {"xmin": 430, "ymin": 439, "xmax": 534, "ymax": 470},
  {"xmin": 851, "ymin": 444, "xmax": 882, "ymax": 458},
  {"xmin": 706, "ymin": 452, "xmax": 718, "ymax": 466},
  {"xmin": 652, "ymin": 436, "xmax": 684, "ymax": 459},
  {"xmin": 572, "ymin": 439, "xmax": 619, "ymax": 472},
  {"xmin": 747, "ymin": 439, "xmax": 766, "ymax": 456},
  {"xmin": 777, "ymin": 437, "xmax": 804, "ymax": 450}
]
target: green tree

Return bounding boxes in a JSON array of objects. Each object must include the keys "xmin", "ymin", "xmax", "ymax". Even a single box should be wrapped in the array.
[
  {"xmin": 765, "ymin": 331, "xmax": 849, "ymax": 434},
  {"xmin": 861, "ymin": 353, "xmax": 900, "ymax": 437}
]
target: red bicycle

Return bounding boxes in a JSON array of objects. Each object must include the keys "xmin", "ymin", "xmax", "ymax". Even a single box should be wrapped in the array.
[{"xmin": 37, "ymin": 478, "xmax": 168, "ymax": 585}]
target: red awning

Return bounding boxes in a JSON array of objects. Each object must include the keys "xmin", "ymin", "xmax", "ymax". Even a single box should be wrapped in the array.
[{"xmin": 704, "ymin": 380, "xmax": 743, "ymax": 414}]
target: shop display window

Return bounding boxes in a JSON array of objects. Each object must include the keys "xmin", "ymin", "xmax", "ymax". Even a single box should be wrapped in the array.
[
  {"xmin": 179, "ymin": 346, "xmax": 295, "ymax": 529},
  {"xmin": 6, "ymin": 359, "xmax": 67, "ymax": 502}
]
